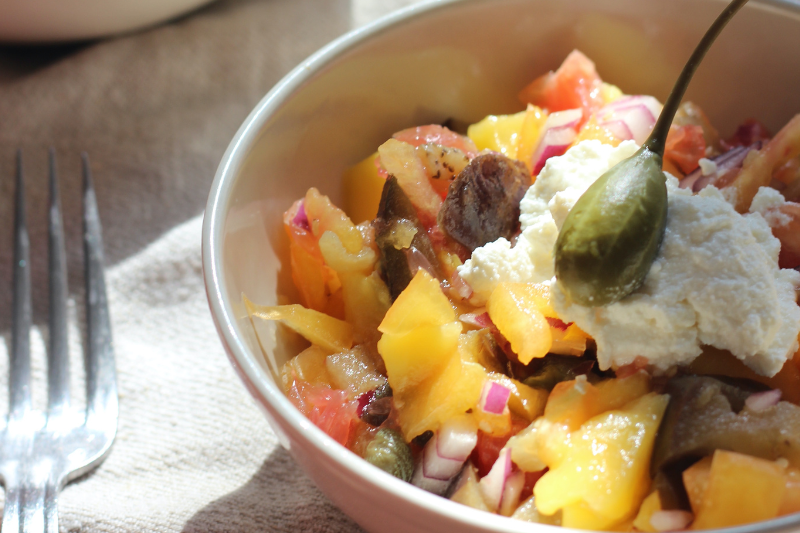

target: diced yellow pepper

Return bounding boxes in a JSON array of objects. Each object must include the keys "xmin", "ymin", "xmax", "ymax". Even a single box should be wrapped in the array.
[
  {"xmin": 534, "ymin": 392, "xmax": 669, "ymax": 528},
  {"xmin": 632, "ymin": 491, "xmax": 663, "ymax": 533},
  {"xmin": 692, "ymin": 450, "xmax": 785, "ymax": 529},
  {"xmin": 342, "ymin": 152, "xmax": 386, "ymax": 224},
  {"xmin": 467, "ymin": 111, "xmax": 527, "ymax": 158},
  {"xmin": 488, "ymin": 282, "xmax": 552, "ymax": 365},
  {"xmin": 244, "ymin": 298, "xmax": 354, "ymax": 353}
]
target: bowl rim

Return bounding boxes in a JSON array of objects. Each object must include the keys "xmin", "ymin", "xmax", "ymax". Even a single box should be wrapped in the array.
[{"xmin": 202, "ymin": 0, "xmax": 800, "ymax": 531}]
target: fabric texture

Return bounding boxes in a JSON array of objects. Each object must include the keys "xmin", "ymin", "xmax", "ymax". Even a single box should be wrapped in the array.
[{"xmin": 0, "ymin": 0, "xmax": 418, "ymax": 530}]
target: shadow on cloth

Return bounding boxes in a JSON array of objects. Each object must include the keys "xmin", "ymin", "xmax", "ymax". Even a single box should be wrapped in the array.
[{"xmin": 181, "ymin": 446, "xmax": 364, "ymax": 533}]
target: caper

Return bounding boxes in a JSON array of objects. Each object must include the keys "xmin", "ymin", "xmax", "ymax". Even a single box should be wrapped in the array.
[
  {"xmin": 554, "ymin": 0, "xmax": 750, "ymax": 307},
  {"xmin": 364, "ymin": 428, "xmax": 413, "ymax": 482}
]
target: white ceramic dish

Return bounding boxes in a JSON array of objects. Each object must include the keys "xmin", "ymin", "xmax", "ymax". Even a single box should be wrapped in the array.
[
  {"xmin": 202, "ymin": 1, "xmax": 800, "ymax": 531},
  {"xmin": 0, "ymin": 0, "xmax": 215, "ymax": 42}
]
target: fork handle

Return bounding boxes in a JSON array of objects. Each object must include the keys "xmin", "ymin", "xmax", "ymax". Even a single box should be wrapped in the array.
[{"xmin": 2, "ymin": 479, "xmax": 59, "ymax": 533}]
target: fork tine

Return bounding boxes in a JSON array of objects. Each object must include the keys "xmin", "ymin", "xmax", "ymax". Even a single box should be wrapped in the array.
[
  {"xmin": 82, "ymin": 154, "xmax": 117, "ymax": 427},
  {"xmin": 10, "ymin": 149, "xmax": 32, "ymax": 420},
  {"xmin": 48, "ymin": 148, "xmax": 70, "ymax": 414}
]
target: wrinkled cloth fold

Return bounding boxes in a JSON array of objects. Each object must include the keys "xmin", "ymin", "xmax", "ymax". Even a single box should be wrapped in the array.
[{"xmin": 0, "ymin": 0, "xmax": 417, "ymax": 530}]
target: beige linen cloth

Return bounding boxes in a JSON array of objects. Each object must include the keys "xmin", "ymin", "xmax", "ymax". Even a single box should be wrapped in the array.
[{"xmin": 0, "ymin": 0, "xmax": 418, "ymax": 530}]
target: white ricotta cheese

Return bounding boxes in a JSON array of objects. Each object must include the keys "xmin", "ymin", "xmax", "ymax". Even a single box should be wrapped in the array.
[
  {"xmin": 458, "ymin": 140, "xmax": 639, "ymax": 302},
  {"xmin": 750, "ymin": 186, "xmax": 792, "ymax": 227},
  {"xmin": 553, "ymin": 177, "xmax": 800, "ymax": 377},
  {"xmin": 458, "ymin": 139, "xmax": 800, "ymax": 377}
]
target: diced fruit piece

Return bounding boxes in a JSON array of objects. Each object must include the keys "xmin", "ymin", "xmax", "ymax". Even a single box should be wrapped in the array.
[
  {"xmin": 571, "ymin": 115, "xmax": 623, "ymax": 148},
  {"xmin": 488, "ymin": 283, "xmax": 552, "ymax": 365},
  {"xmin": 533, "ymin": 393, "xmax": 670, "ymax": 527},
  {"xmin": 682, "ymin": 456, "xmax": 712, "ymax": 515},
  {"xmin": 518, "ymin": 50, "xmax": 604, "ymax": 119},
  {"xmin": 342, "ymin": 152, "xmax": 386, "ymax": 224},
  {"xmin": 780, "ymin": 467, "xmax": 800, "ymax": 516},
  {"xmin": 244, "ymin": 298, "xmax": 354, "ymax": 353},
  {"xmin": 326, "ymin": 345, "xmax": 387, "ymax": 398},
  {"xmin": 392, "ymin": 336, "xmax": 486, "ymax": 439},
  {"xmin": 664, "ymin": 124, "xmax": 706, "ymax": 175},
  {"xmin": 393, "ymin": 124, "xmax": 478, "ymax": 157},
  {"xmin": 544, "ymin": 371, "xmax": 651, "ymax": 431},
  {"xmin": 415, "ymin": 143, "xmax": 471, "ymax": 198},
  {"xmin": 473, "ymin": 406, "xmax": 512, "ymax": 437},
  {"xmin": 286, "ymin": 379, "xmax": 357, "ymax": 446},
  {"xmin": 599, "ymin": 83, "xmax": 623, "ymax": 105},
  {"xmin": 281, "ymin": 345, "xmax": 334, "ymax": 392},
  {"xmin": 632, "ymin": 491, "xmax": 663, "ymax": 533},
  {"xmin": 284, "ymin": 200, "xmax": 341, "ymax": 314},
  {"xmin": 378, "ymin": 323, "xmax": 462, "ymax": 392},
  {"xmin": 378, "ymin": 269, "xmax": 456, "ymax": 335},
  {"xmin": 304, "ymin": 187, "xmax": 363, "ymax": 253},
  {"xmin": 467, "ymin": 111, "xmax": 527, "ymax": 157},
  {"xmin": 515, "ymin": 105, "xmax": 548, "ymax": 171},
  {"xmin": 692, "ymin": 450, "xmax": 785, "ymax": 529},
  {"xmin": 559, "ymin": 501, "xmax": 621, "ymax": 531},
  {"xmin": 512, "ymin": 495, "xmax": 562, "ymax": 525}
]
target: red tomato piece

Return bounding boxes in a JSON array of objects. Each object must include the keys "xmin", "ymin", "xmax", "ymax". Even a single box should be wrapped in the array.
[
  {"xmin": 392, "ymin": 124, "xmax": 478, "ymax": 157},
  {"xmin": 664, "ymin": 124, "xmax": 707, "ymax": 175},
  {"xmin": 470, "ymin": 417, "xmax": 529, "ymax": 477},
  {"xmin": 518, "ymin": 50, "xmax": 604, "ymax": 120},
  {"xmin": 287, "ymin": 379, "xmax": 357, "ymax": 447},
  {"xmin": 721, "ymin": 118, "xmax": 772, "ymax": 151}
]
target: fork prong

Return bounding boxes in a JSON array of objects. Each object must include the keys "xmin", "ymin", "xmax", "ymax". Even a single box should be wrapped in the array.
[
  {"xmin": 48, "ymin": 148, "xmax": 70, "ymax": 415},
  {"xmin": 82, "ymin": 154, "xmax": 117, "ymax": 426},
  {"xmin": 10, "ymin": 149, "xmax": 32, "ymax": 420}
]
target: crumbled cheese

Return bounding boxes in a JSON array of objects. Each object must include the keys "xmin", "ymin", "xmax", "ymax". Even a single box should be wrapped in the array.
[
  {"xmin": 459, "ymin": 139, "xmax": 800, "ymax": 377},
  {"xmin": 698, "ymin": 157, "xmax": 717, "ymax": 176},
  {"xmin": 750, "ymin": 186, "xmax": 792, "ymax": 227},
  {"xmin": 553, "ymin": 177, "xmax": 800, "ymax": 377},
  {"xmin": 458, "ymin": 140, "xmax": 639, "ymax": 301}
]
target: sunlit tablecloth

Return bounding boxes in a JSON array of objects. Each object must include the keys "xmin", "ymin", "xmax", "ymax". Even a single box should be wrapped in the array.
[{"xmin": 0, "ymin": 1, "xmax": 418, "ymax": 530}]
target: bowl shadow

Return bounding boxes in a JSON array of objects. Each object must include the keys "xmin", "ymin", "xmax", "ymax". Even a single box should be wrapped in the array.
[{"xmin": 181, "ymin": 446, "xmax": 365, "ymax": 533}]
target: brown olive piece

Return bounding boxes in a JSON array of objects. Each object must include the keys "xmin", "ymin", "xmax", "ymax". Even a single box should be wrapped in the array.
[
  {"xmin": 651, "ymin": 375, "xmax": 800, "ymax": 476},
  {"xmin": 374, "ymin": 176, "xmax": 441, "ymax": 300},
  {"xmin": 438, "ymin": 153, "xmax": 531, "ymax": 251}
]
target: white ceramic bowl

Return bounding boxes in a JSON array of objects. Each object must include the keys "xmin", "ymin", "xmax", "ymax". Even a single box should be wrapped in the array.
[
  {"xmin": 202, "ymin": 1, "xmax": 800, "ymax": 531},
  {"xmin": 0, "ymin": 0, "xmax": 215, "ymax": 42}
]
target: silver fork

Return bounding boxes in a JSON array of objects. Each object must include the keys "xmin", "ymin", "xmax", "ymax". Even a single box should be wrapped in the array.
[{"xmin": 1, "ymin": 150, "xmax": 118, "ymax": 532}]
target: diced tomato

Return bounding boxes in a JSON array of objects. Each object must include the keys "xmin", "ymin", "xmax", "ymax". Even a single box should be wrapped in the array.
[
  {"xmin": 392, "ymin": 125, "xmax": 478, "ymax": 158},
  {"xmin": 519, "ymin": 469, "xmax": 548, "ymax": 501},
  {"xmin": 664, "ymin": 124, "xmax": 707, "ymax": 175},
  {"xmin": 721, "ymin": 118, "xmax": 771, "ymax": 151},
  {"xmin": 518, "ymin": 50, "xmax": 604, "ymax": 121},
  {"xmin": 287, "ymin": 378, "xmax": 358, "ymax": 447},
  {"xmin": 470, "ymin": 417, "xmax": 529, "ymax": 477}
]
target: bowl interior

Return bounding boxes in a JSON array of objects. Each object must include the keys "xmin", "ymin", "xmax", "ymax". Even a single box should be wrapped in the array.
[{"xmin": 206, "ymin": 0, "xmax": 800, "ymax": 531}]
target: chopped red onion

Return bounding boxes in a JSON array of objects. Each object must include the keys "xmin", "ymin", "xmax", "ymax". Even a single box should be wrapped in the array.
[
  {"xmin": 410, "ymin": 418, "xmax": 478, "ymax": 495},
  {"xmin": 292, "ymin": 200, "xmax": 310, "ymax": 230},
  {"xmin": 450, "ymin": 273, "xmax": 473, "ymax": 300},
  {"xmin": 598, "ymin": 95, "xmax": 661, "ymax": 145},
  {"xmin": 746, "ymin": 389, "xmax": 782, "ymax": 411},
  {"xmin": 499, "ymin": 470, "xmax": 526, "ymax": 516},
  {"xmin": 679, "ymin": 143, "xmax": 761, "ymax": 191},
  {"xmin": 404, "ymin": 246, "xmax": 437, "ymax": 279},
  {"xmin": 546, "ymin": 316, "xmax": 570, "ymax": 331},
  {"xmin": 530, "ymin": 109, "xmax": 583, "ymax": 174},
  {"xmin": 459, "ymin": 310, "xmax": 492, "ymax": 329},
  {"xmin": 479, "ymin": 380, "xmax": 512, "ymax": 415},
  {"xmin": 650, "ymin": 510, "xmax": 693, "ymax": 531},
  {"xmin": 479, "ymin": 448, "xmax": 513, "ymax": 511}
]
